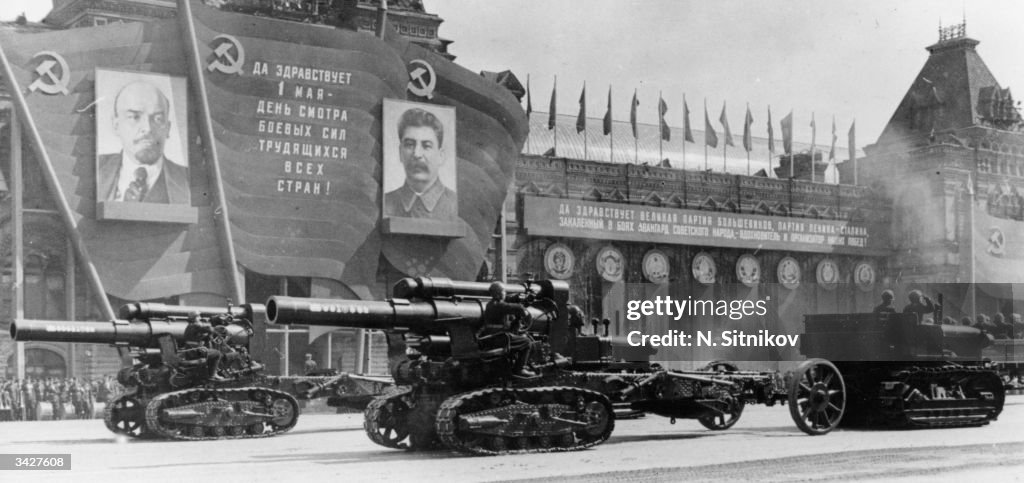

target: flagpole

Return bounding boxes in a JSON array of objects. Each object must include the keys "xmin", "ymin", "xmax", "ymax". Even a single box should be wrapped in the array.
[
  {"xmin": 704, "ymin": 98, "xmax": 708, "ymax": 171},
  {"xmin": 526, "ymin": 74, "xmax": 531, "ymax": 154},
  {"xmin": 553, "ymin": 75, "xmax": 558, "ymax": 157},
  {"xmin": 746, "ymin": 103, "xmax": 751, "ymax": 176},
  {"xmin": 659, "ymin": 91, "xmax": 664, "ymax": 163},
  {"xmin": 810, "ymin": 111, "xmax": 816, "ymax": 183},
  {"xmin": 583, "ymin": 81, "xmax": 588, "ymax": 161},
  {"xmin": 852, "ymin": 119, "xmax": 858, "ymax": 186},
  {"xmin": 682, "ymin": 94, "xmax": 687, "ymax": 171},
  {"xmin": 610, "ymin": 86, "xmax": 614, "ymax": 163},
  {"xmin": 723, "ymin": 142, "xmax": 727, "ymax": 172},
  {"xmin": 767, "ymin": 105, "xmax": 772, "ymax": 177}
]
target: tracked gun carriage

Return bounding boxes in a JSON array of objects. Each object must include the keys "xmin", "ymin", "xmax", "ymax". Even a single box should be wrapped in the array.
[
  {"xmin": 11, "ymin": 303, "xmax": 300, "ymax": 440},
  {"xmin": 796, "ymin": 311, "xmax": 1004, "ymax": 432},
  {"xmin": 268, "ymin": 277, "xmax": 818, "ymax": 456}
]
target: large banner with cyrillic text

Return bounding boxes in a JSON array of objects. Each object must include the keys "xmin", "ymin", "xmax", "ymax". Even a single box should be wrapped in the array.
[{"xmin": 523, "ymin": 196, "xmax": 889, "ymax": 256}]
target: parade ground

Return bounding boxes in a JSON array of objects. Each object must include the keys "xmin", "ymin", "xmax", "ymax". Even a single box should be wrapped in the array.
[{"xmin": 0, "ymin": 397, "xmax": 1021, "ymax": 482}]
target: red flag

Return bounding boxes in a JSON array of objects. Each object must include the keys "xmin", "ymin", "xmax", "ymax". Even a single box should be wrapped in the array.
[
  {"xmin": 781, "ymin": 110, "xmax": 793, "ymax": 155},
  {"xmin": 848, "ymin": 120, "xmax": 856, "ymax": 162},
  {"xmin": 602, "ymin": 86, "xmax": 612, "ymax": 135},
  {"xmin": 704, "ymin": 100, "xmax": 718, "ymax": 148},
  {"xmin": 658, "ymin": 95, "xmax": 670, "ymax": 141},
  {"xmin": 767, "ymin": 106, "xmax": 775, "ymax": 155},
  {"xmin": 576, "ymin": 83, "xmax": 586, "ymax": 133},
  {"xmin": 742, "ymin": 104, "xmax": 753, "ymax": 152},
  {"xmin": 720, "ymin": 101, "xmax": 734, "ymax": 147},
  {"xmin": 809, "ymin": 112, "xmax": 816, "ymax": 155},
  {"xmin": 526, "ymin": 74, "xmax": 532, "ymax": 116},
  {"xmin": 548, "ymin": 78, "xmax": 557, "ymax": 130},
  {"xmin": 683, "ymin": 95, "xmax": 694, "ymax": 143},
  {"xmin": 630, "ymin": 89, "xmax": 639, "ymax": 138},
  {"xmin": 828, "ymin": 115, "xmax": 837, "ymax": 160}
]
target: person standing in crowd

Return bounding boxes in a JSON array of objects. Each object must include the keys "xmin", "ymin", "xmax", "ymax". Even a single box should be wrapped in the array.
[
  {"xmin": 50, "ymin": 384, "xmax": 65, "ymax": 421},
  {"xmin": 8, "ymin": 379, "xmax": 22, "ymax": 421},
  {"xmin": 303, "ymin": 353, "xmax": 318, "ymax": 375},
  {"xmin": 22, "ymin": 378, "xmax": 36, "ymax": 421}
]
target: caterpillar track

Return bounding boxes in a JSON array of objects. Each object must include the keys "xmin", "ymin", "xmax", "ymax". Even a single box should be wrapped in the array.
[
  {"xmin": 140, "ymin": 386, "xmax": 299, "ymax": 440},
  {"xmin": 435, "ymin": 386, "xmax": 615, "ymax": 456},
  {"xmin": 877, "ymin": 365, "xmax": 1005, "ymax": 428}
]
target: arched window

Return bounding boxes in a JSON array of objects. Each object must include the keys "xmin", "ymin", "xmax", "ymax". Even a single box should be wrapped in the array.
[{"xmin": 5, "ymin": 348, "xmax": 66, "ymax": 379}]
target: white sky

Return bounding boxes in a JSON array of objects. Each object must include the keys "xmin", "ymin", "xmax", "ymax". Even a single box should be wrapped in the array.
[{"xmin": 4, "ymin": 0, "xmax": 1024, "ymax": 147}]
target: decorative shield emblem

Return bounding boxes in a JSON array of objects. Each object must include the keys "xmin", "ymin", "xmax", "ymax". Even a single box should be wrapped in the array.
[
  {"xmin": 642, "ymin": 249, "xmax": 670, "ymax": 284},
  {"xmin": 854, "ymin": 261, "xmax": 876, "ymax": 292},
  {"xmin": 816, "ymin": 258, "xmax": 840, "ymax": 291},
  {"xmin": 736, "ymin": 254, "xmax": 761, "ymax": 287},
  {"xmin": 544, "ymin": 243, "xmax": 575, "ymax": 280},
  {"xmin": 692, "ymin": 252, "xmax": 716, "ymax": 285},
  {"xmin": 777, "ymin": 256, "xmax": 801, "ymax": 290},
  {"xmin": 595, "ymin": 246, "xmax": 624, "ymax": 282}
]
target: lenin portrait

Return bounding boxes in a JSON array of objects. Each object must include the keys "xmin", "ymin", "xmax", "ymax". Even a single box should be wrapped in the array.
[
  {"xmin": 382, "ymin": 99, "xmax": 458, "ymax": 223},
  {"xmin": 95, "ymin": 69, "xmax": 190, "ymax": 207}
]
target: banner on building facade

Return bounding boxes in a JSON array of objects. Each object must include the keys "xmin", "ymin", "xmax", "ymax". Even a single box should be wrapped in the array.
[
  {"xmin": 973, "ymin": 198, "xmax": 1024, "ymax": 283},
  {"xmin": 0, "ymin": 0, "xmax": 528, "ymax": 301},
  {"xmin": 523, "ymin": 196, "xmax": 889, "ymax": 256}
]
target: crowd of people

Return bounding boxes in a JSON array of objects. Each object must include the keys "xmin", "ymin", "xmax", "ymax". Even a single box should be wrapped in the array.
[
  {"xmin": 873, "ymin": 289, "xmax": 1024, "ymax": 339},
  {"xmin": 0, "ymin": 376, "xmax": 124, "ymax": 422}
]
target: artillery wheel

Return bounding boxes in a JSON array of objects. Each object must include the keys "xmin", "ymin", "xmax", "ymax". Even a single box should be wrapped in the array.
[
  {"xmin": 788, "ymin": 358, "xmax": 845, "ymax": 435},
  {"xmin": 698, "ymin": 399, "xmax": 745, "ymax": 430},
  {"xmin": 364, "ymin": 394, "xmax": 411, "ymax": 449},
  {"xmin": 104, "ymin": 395, "xmax": 147, "ymax": 438},
  {"xmin": 701, "ymin": 360, "xmax": 740, "ymax": 373}
]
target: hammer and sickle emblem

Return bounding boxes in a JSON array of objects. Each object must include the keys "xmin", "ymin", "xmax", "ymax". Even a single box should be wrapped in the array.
[
  {"xmin": 28, "ymin": 51, "xmax": 70, "ymax": 96},
  {"xmin": 986, "ymin": 227, "xmax": 1006, "ymax": 257},
  {"xmin": 407, "ymin": 59, "xmax": 436, "ymax": 99},
  {"xmin": 207, "ymin": 34, "xmax": 245, "ymax": 75}
]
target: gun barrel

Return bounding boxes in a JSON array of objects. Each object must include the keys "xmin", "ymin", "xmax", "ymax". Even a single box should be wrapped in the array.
[
  {"xmin": 118, "ymin": 302, "xmax": 265, "ymax": 321},
  {"xmin": 266, "ymin": 296, "xmax": 488, "ymax": 332},
  {"xmin": 10, "ymin": 319, "xmax": 188, "ymax": 347},
  {"xmin": 391, "ymin": 277, "xmax": 566, "ymax": 300}
]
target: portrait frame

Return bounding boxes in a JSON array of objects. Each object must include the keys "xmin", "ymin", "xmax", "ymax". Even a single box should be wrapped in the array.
[
  {"xmin": 380, "ymin": 98, "xmax": 463, "ymax": 237},
  {"xmin": 94, "ymin": 68, "xmax": 196, "ymax": 223}
]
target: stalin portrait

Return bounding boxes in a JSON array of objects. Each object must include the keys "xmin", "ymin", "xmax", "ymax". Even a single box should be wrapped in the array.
[{"xmin": 382, "ymin": 99, "xmax": 458, "ymax": 223}]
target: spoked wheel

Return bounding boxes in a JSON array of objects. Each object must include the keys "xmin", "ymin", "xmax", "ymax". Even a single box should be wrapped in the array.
[
  {"xmin": 364, "ymin": 395, "xmax": 411, "ymax": 448},
  {"xmin": 104, "ymin": 395, "xmax": 147, "ymax": 438},
  {"xmin": 788, "ymin": 358, "xmax": 846, "ymax": 435},
  {"xmin": 698, "ymin": 399, "xmax": 745, "ymax": 430}
]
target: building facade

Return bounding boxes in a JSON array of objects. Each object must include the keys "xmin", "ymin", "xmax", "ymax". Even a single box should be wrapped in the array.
[{"xmin": 1, "ymin": 6, "xmax": 1020, "ymax": 381}]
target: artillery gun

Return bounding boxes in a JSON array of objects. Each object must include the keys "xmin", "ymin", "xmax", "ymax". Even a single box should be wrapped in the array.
[
  {"xmin": 795, "ymin": 310, "xmax": 1004, "ymax": 433},
  {"xmin": 268, "ymin": 277, "xmax": 813, "ymax": 456},
  {"xmin": 11, "ymin": 303, "xmax": 300, "ymax": 440}
]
